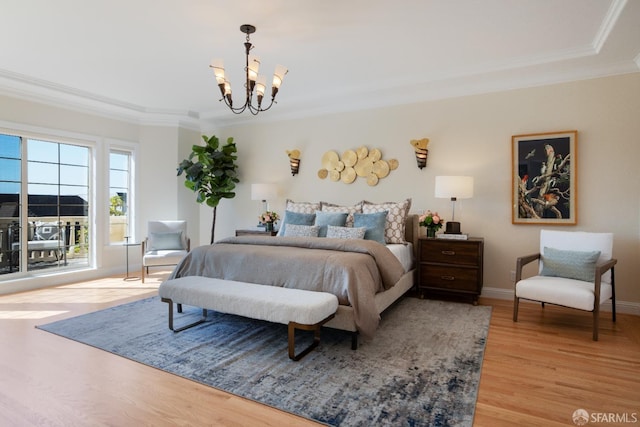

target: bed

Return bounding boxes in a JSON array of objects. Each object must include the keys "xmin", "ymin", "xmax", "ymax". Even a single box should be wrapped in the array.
[{"xmin": 168, "ymin": 201, "xmax": 419, "ymax": 346}]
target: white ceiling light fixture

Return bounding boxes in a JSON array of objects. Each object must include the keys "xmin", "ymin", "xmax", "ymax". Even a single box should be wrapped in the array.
[{"xmin": 209, "ymin": 24, "xmax": 288, "ymax": 115}]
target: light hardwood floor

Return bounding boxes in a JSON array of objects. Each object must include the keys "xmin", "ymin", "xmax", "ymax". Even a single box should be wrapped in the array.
[{"xmin": 1, "ymin": 271, "xmax": 638, "ymax": 426}]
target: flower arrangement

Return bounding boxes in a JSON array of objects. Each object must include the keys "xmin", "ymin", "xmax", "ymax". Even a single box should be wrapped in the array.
[
  {"xmin": 259, "ymin": 211, "xmax": 279, "ymax": 224},
  {"xmin": 419, "ymin": 210, "xmax": 444, "ymax": 235}
]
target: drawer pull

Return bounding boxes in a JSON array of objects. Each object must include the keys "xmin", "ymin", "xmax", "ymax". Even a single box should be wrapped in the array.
[
  {"xmin": 441, "ymin": 275, "xmax": 455, "ymax": 281},
  {"xmin": 441, "ymin": 250, "xmax": 456, "ymax": 256}
]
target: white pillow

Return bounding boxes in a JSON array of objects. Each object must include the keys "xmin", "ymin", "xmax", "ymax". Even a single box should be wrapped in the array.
[
  {"xmin": 284, "ymin": 224, "xmax": 320, "ymax": 237},
  {"xmin": 326, "ymin": 225, "xmax": 366, "ymax": 240}
]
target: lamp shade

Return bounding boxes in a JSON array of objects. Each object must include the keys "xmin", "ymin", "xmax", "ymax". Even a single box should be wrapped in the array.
[
  {"xmin": 251, "ymin": 183, "xmax": 278, "ymax": 201},
  {"xmin": 435, "ymin": 176, "xmax": 474, "ymax": 200}
]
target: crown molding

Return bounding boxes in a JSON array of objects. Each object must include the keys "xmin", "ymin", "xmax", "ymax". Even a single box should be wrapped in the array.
[
  {"xmin": 593, "ymin": 0, "xmax": 628, "ymax": 53},
  {"xmin": 0, "ymin": 69, "xmax": 202, "ymax": 131}
]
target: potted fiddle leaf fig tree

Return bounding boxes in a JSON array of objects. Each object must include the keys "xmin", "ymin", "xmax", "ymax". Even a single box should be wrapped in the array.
[{"xmin": 177, "ymin": 134, "xmax": 239, "ymax": 244}]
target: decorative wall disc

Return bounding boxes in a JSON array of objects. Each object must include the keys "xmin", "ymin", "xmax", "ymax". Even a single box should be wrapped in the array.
[
  {"xmin": 372, "ymin": 159, "xmax": 389, "ymax": 178},
  {"xmin": 369, "ymin": 148, "xmax": 382, "ymax": 162},
  {"xmin": 342, "ymin": 150, "xmax": 357, "ymax": 167},
  {"xmin": 341, "ymin": 167, "xmax": 356, "ymax": 183},
  {"xmin": 320, "ymin": 147, "xmax": 398, "ymax": 186},
  {"xmin": 321, "ymin": 151, "xmax": 340, "ymax": 170}
]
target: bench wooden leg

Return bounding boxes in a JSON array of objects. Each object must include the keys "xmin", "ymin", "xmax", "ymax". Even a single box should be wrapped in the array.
[
  {"xmin": 288, "ymin": 314, "xmax": 335, "ymax": 361},
  {"xmin": 161, "ymin": 298, "xmax": 207, "ymax": 332}
]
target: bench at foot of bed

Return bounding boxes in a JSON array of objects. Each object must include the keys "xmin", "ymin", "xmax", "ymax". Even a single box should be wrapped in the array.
[{"xmin": 158, "ymin": 276, "xmax": 339, "ymax": 361}]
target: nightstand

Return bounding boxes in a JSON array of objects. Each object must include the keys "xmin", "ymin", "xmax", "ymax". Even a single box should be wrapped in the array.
[
  {"xmin": 235, "ymin": 229, "xmax": 278, "ymax": 237},
  {"xmin": 417, "ymin": 237, "xmax": 484, "ymax": 304}
]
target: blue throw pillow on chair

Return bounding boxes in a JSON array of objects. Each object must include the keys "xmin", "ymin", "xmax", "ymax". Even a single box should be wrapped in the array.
[{"xmin": 540, "ymin": 246, "xmax": 601, "ymax": 282}]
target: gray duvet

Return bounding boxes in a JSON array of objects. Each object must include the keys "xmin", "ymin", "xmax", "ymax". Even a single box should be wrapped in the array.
[{"xmin": 168, "ymin": 236, "xmax": 406, "ymax": 337}]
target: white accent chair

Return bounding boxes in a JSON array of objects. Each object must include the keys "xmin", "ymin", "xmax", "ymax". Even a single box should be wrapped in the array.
[
  {"xmin": 141, "ymin": 220, "xmax": 190, "ymax": 283},
  {"xmin": 513, "ymin": 230, "xmax": 616, "ymax": 341}
]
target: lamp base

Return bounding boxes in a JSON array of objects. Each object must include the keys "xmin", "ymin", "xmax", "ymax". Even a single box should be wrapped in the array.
[{"xmin": 445, "ymin": 221, "xmax": 461, "ymax": 234}]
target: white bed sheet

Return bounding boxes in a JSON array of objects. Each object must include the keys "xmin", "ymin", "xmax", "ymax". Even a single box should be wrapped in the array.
[{"xmin": 386, "ymin": 243, "xmax": 414, "ymax": 272}]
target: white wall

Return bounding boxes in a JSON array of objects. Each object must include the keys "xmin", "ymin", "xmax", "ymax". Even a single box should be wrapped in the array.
[{"xmin": 215, "ymin": 73, "xmax": 640, "ymax": 305}]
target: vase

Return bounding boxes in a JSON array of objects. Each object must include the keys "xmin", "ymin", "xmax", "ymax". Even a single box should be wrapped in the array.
[
  {"xmin": 426, "ymin": 228, "xmax": 436, "ymax": 238},
  {"xmin": 265, "ymin": 222, "xmax": 274, "ymax": 232}
]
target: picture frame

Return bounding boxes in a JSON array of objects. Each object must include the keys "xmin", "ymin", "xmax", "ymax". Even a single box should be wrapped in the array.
[{"xmin": 512, "ymin": 130, "xmax": 577, "ymax": 225}]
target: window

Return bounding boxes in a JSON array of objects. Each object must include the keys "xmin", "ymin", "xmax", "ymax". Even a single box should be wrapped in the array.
[
  {"xmin": 0, "ymin": 133, "xmax": 91, "ymax": 276},
  {"xmin": 109, "ymin": 150, "xmax": 133, "ymax": 244}
]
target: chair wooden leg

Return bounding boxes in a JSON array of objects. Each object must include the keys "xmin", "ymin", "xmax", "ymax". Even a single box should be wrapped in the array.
[
  {"xmin": 593, "ymin": 309, "xmax": 599, "ymax": 341},
  {"xmin": 141, "ymin": 264, "xmax": 145, "ymax": 283},
  {"xmin": 611, "ymin": 268, "xmax": 616, "ymax": 323},
  {"xmin": 513, "ymin": 295, "xmax": 519, "ymax": 322}
]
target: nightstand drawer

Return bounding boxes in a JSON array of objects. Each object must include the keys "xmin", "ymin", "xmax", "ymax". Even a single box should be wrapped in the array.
[
  {"xmin": 419, "ymin": 239, "xmax": 480, "ymax": 266},
  {"xmin": 419, "ymin": 265, "xmax": 479, "ymax": 292}
]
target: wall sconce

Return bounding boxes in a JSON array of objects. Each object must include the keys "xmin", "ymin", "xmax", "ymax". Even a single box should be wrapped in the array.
[
  {"xmin": 410, "ymin": 138, "xmax": 429, "ymax": 169},
  {"xmin": 286, "ymin": 149, "xmax": 301, "ymax": 176},
  {"xmin": 435, "ymin": 176, "xmax": 474, "ymax": 234}
]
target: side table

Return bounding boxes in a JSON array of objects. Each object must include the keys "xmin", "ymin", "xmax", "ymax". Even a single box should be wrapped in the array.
[
  {"xmin": 123, "ymin": 236, "xmax": 141, "ymax": 281},
  {"xmin": 417, "ymin": 237, "xmax": 484, "ymax": 304}
]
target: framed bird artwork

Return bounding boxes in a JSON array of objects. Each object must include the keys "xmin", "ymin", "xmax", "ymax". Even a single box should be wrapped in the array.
[{"xmin": 511, "ymin": 130, "xmax": 577, "ymax": 225}]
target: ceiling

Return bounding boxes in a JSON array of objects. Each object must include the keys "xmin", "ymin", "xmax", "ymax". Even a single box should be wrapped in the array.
[{"xmin": 1, "ymin": 0, "xmax": 639, "ymax": 128}]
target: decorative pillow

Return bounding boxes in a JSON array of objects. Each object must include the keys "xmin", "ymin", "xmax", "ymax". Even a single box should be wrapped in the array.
[
  {"xmin": 362, "ymin": 198, "xmax": 412, "ymax": 244},
  {"xmin": 285, "ymin": 199, "xmax": 321, "ymax": 214},
  {"xmin": 284, "ymin": 224, "xmax": 320, "ymax": 237},
  {"xmin": 326, "ymin": 225, "xmax": 366, "ymax": 240},
  {"xmin": 277, "ymin": 210, "xmax": 316, "ymax": 236},
  {"xmin": 320, "ymin": 201, "xmax": 363, "ymax": 227},
  {"xmin": 541, "ymin": 246, "xmax": 601, "ymax": 282},
  {"xmin": 314, "ymin": 211, "xmax": 348, "ymax": 237},
  {"xmin": 353, "ymin": 211, "xmax": 387, "ymax": 245},
  {"xmin": 148, "ymin": 231, "xmax": 184, "ymax": 251}
]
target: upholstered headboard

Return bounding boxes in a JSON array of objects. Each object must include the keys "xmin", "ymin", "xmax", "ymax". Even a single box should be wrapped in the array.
[{"xmin": 404, "ymin": 214, "xmax": 421, "ymax": 259}]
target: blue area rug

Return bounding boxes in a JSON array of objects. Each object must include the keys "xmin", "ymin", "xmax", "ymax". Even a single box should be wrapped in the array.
[{"xmin": 37, "ymin": 296, "xmax": 491, "ymax": 426}]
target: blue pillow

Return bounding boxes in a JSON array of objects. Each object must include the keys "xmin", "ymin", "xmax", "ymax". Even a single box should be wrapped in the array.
[
  {"xmin": 541, "ymin": 246, "xmax": 601, "ymax": 282},
  {"xmin": 277, "ymin": 210, "xmax": 316, "ymax": 236},
  {"xmin": 148, "ymin": 231, "xmax": 184, "ymax": 251},
  {"xmin": 353, "ymin": 211, "xmax": 387, "ymax": 245},
  {"xmin": 314, "ymin": 211, "xmax": 348, "ymax": 237}
]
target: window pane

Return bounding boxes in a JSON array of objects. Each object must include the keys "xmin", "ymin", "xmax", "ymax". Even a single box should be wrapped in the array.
[
  {"xmin": 28, "ymin": 162, "xmax": 58, "ymax": 185},
  {"xmin": 0, "ymin": 182, "xmax": 20, "ymax": 194},
  {"xmin": 28, "ymin": 139, "xmax": 58, "ymax": 162},
  {"xmin": 0, "ymin": 159, "xmax": 20, "ymax": 181},
  {"xmin": 60, "ymin": 165, "xmax": 88, "ymax": 186},
  {"xmin": 110, "ymin": 169, "xmax": 128, "ymax": 189},
  {"xmin": 109, "ymin": 150, "xmax": 131, "ymax": 244},
  {"xmin": 60, "ymin": 144, "xmax": 88, "ymax": 166},
  {"xmin": 110, "ymin": 152, "xmax": 128, "ymax": 170},
  {"xmin": 0, "ymin": 134, "xmax": 21, "ymax": 159}
]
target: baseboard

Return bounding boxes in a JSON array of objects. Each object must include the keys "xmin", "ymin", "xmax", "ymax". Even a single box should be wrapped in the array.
[{"xmin": 481, "ymin": 286, "xmax": 640, "ymax": 316}]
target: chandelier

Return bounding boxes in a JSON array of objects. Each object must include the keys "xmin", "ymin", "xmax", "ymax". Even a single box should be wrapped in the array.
[{"xmin": 209, "ymin": 24, "xmax": 288, "ymax": 115}]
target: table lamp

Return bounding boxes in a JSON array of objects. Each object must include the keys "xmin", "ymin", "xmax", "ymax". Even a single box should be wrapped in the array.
[
  {"xmin": 435, "ymin": 176, "xmax": 474, "ymax": 234},
  {"xmin": 251, "ymin": 183, "xmax": 278, "ymax": 225}
]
